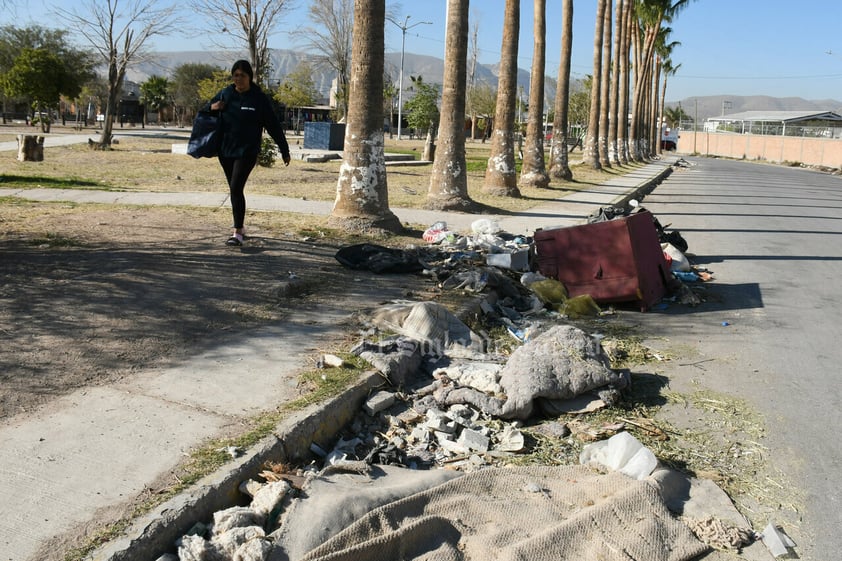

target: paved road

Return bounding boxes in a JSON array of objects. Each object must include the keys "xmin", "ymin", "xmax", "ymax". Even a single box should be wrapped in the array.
[{"xmin": 635, "ymin": 157, "xmax": 842, "ymax": 561}]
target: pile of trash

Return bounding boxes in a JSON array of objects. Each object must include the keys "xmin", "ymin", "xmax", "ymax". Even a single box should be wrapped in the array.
[
  {"xmin": 337, "ymin": 205, "xmax": 713, "ymax": 317},
  {"xmin": 164, "ymin": 296, "xmax": 791, "ymax": 561},
  {"xmin": 157, "ymin": 210, "xmax": 764, "ymax": 561}
]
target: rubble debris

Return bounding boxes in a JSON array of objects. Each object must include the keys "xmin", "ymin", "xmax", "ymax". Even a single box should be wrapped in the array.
[
  {"xmin": 761, "ymin": 521, "xmax": 797, "ymax": 558},
  {"xmin": 486, "ymin": 248, "xmax": 530, "ymax": 271},
  {"xmin": 163, "ymin": 191, "xmax": 755, "ymax": 561},
  {"xmin": 363, "ymin": 390, "xmax": 396, "ymax": 416}
]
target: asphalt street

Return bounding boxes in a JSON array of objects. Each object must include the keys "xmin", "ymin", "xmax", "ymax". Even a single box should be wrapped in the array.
[{"xmin": 632, "ymin": 157, "xmax": 842, "ymax": 561}]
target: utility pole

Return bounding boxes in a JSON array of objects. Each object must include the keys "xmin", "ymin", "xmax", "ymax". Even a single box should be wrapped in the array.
[{"xmin": 387, "ymin": 15, "xmax": 432, "ymax": 140}]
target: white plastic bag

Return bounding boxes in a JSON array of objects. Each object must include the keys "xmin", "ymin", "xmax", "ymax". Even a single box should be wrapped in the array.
[{"xmin": 579, "ymin": 431, "xmax": 658, "ymax": 480}]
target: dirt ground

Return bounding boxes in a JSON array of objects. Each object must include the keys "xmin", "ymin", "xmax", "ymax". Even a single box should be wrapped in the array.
[
  {"xmin": 0, "ymin": 201, "xmax": 443, "ymax": 422},
  {"xmin": 0, "ymin": 125, "xmax": 480, "ymax": 423}
]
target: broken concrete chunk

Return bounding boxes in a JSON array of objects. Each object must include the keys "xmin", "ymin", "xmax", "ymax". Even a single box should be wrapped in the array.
[
  {"xmin": 364, "ymin": 391, "xmax": 396, "ymax": 416},
  {"xmin": 409, "ymin": 426, "xmax": 431, "ymax": 444},
  {"xmin": 457, "ymin": 428, "xmax": 490, "ymax": 453}
]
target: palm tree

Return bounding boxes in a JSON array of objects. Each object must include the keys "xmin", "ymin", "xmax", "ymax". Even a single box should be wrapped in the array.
[
  {"xmin": 549, "ymin": 0, "xmax": 573, "ymax": 181},
  {"xmin": 519, "ymin": 0, "xmax": 550, "ymax": 189},
  {"xmin": 607, "ymin": 0, "xmax": 625, "ymax": 165},
  {"xmin": 483, "ymin": 0, "xmax": 521, "ymax": 197},
  {"xmin": 330, "ymin": 0, "xmax": 401, "ymax": 233},
  {"xmin": 659, "ymin": 58, "xmax": 680, "ymax": 143},
  {"xmin": 427, "ymin": 0, "xmax": 474, "ymax": 210},
  {"xmin": 598, "ymin": 0, "xmax": 613, "ymax": 167},
  {"xmin": 583, "ymin": 0, "xmax": 608, "ymax": 170},
  {"xmin": 617, "ymin": 0, "xmax": 632, "ymax": 163},
  {"xmin": 629, "ymin": 0, "xmax": 695, "ymax": 160},
  {"xmin": 654, "ymin": 32, "xmax": 680, "ymax": 155}
]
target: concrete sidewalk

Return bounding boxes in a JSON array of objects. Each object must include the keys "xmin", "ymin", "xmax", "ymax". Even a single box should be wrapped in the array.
[
  {"xmin": 0, "ymin": 157, "xmax": 673, "ymax": 234},
  {"xmin": 0, "ymin": 158, "xmax": 675, "ymax": 561}
]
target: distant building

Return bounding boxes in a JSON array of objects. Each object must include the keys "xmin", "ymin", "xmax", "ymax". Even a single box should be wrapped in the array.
[{"xmin": 704, "ymin": 110, "xmax": 842, "ymax": 138}]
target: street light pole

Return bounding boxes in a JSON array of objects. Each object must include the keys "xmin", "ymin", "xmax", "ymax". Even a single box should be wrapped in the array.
[{"xmin": 387, "ymin": 15, "xmax": 432, "ymax": 140}]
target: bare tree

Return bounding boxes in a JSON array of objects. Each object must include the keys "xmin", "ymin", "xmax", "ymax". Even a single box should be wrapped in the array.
[
  {"xmin": 330, "ymin": 0, "xmax": 400, "ymax": 233},
  {"xmin": 482, "ymin": 0, "xmax": 520, "ymax": 197},
  {"xmin": 427, "ymin": 0, "xmax": 474, "ymax": 211},
  {"xmin": 190, "ymin": 0, "xmax": 293, "ymax": 86},
  {"xmin": 549, "ymin": 0, "xmax": 573, "ymax": 181},
  {"xmin": 56, "ymin": 0, "xmax": 182, "ymax": 149},
  {"xmin": 292, "ymin": 0, "xmax": 354, "ymax": 119},
  {"xmin": 519, "ymin": 0, "xmax": 550, "ymax": 189}
]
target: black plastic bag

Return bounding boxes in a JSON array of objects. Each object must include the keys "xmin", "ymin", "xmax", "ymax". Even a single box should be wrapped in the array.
[
  {"xmin": 335, "ymin": 243, "xmax": 424, "ymax": 274},
  {"xmin": 187, "ymin": 111, "xmax": 221, "ymax": 158}
]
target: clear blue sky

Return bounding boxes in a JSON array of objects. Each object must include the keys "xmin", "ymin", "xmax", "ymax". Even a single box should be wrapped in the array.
[{"xmin": 7, "ymin": 0, "xmax": 842, "ymax": 103}]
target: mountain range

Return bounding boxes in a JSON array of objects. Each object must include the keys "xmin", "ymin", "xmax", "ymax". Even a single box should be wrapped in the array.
[{"xmin": 129, "ymin": 48, "xmax": 842, "ymax": 123}]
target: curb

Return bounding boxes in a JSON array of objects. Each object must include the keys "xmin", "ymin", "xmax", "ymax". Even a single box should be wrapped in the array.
[
  {"xmin": 94, "ymin": 370, "xmax": 390, "ymax": 561},
  {"xmin": 610, "ymin": 163, "xmax": 674, "ymax": 210}
]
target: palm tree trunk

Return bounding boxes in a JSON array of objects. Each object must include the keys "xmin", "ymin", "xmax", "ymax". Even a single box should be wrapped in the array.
[
  {"xmin": 549, "ymin": 0, "xmax": 573, "ymax": 181},
  {"xmin": 427, "ymin": 0, "xmax": 474, "ymax": 210},
  {"xmin": 659, "ymin": 72, "xmax": 670, "ymax": 153},
  {"xmin": 651, "ymin": 55, "xmax": 662, "ymax": 156},
  {"xmin": 607, "ymin": 0, "xmax": 624, "ymax": 165},
  {"xmin": 483, "ymin": 0, "xmax": 521, "ymax": 197},
  {"xmin": 520, "ymin": 0, "xmax": 550, "ymax": 189},
  {"xmin": 330, "ymin": 0, "xmax": 400, "ymax": 232},
  {"xmin": 583, "ymin": 0, "xmax": 607, "ymax": 170},
  {"xmin": 617, "ymin": 0, "xmax": 634, "ymax": 164},
  {"xmin": 598, "ymin": 0, "xmax": 613, "ymax": 168}
]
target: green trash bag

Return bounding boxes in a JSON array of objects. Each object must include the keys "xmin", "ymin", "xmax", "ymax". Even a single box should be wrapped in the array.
[
  {"xmin": 561, "ymin": 294, "xmax": 601, "ymax": 318},
  {"xmin": 530, "ymin": 279, "xmax": 568, "ymax": 307}
]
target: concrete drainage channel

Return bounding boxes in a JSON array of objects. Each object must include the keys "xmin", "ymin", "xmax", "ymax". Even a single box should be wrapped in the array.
[{"xmin": 95, "ymin": 370, "xmax": 384, "ymax": 561}]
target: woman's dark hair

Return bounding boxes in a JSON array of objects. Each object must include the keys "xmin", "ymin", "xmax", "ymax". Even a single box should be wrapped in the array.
[{"xmin": 231, "ymin": 60, "xmax": 254, "ymax": 83}]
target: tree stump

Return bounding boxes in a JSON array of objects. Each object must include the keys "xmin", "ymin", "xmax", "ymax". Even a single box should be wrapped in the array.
[{"xmin": 17, "ymin": 134, "xmax": 45, "ymax": 161}]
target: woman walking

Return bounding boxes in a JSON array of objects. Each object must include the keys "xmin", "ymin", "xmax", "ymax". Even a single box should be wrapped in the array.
[{"xmin": 209, "ymin": 60, "xmax": 291, "ymax": 246}]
